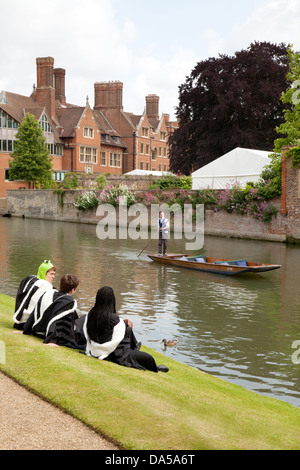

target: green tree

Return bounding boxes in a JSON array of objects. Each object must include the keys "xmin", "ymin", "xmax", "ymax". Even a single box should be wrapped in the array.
[
  {"xmin": 274, "ymin": 47, "xmax": 300, "ymax": 152},
  {"xmin": 9, "ymin": 113, "xmax": 53, "ymax": 188}
]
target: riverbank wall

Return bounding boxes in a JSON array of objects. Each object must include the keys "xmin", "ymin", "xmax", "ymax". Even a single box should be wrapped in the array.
[
  {"xmin": 3, "ymin": 187, "xmax": 292, "ymax": 243},
  {"xmin": 5, "ymin": 154, "xmax": 300, "ymax": 244}
]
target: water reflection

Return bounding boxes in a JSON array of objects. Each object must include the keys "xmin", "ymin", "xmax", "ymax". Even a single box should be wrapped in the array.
[{"xmin": 1, "ymin": 217, "xmax": 300, "ymax": 407}]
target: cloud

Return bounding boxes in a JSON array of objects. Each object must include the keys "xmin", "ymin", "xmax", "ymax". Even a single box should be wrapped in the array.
[
  {"xmin": 222, "ymin": 0, "xmax": 300, "ymax": 54},
  {"xmin": 1, "ymin": 0, "xmax": 300, "ymax": 122}
]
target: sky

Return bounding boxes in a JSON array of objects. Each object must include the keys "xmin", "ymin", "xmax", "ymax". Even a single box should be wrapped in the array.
[{"xmin": 1, "ymin": 0, "xmax": 300, "ymax": 120}]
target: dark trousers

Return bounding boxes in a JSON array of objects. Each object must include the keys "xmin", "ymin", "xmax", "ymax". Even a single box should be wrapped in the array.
[
  {"xmin": 130, "ymin": 350, "xmax": 158, "ymax": 372},
  {"xmin": 158, "ymin": 232, "xmax": 167, "ymax": 254}
]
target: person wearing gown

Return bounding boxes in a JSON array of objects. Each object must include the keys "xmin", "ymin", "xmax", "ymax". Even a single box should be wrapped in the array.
[
  {"xmin": 83, "ymin": 286, "xmax": 169, "ymax": 372},
  {"xmin": 23, "ymin": 274, "xmax": 85, "ymax": 350},
  {"xmin": 13, "ymin": 260, "xmax": 56, "ymax": 330}
]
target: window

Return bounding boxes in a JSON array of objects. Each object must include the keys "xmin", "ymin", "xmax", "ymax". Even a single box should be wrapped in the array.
[
  {"xmin": 160, "ymin": 131, "xmax": 166, "ymax": 141},
  {"xmin": 40, "ymin": 114, "xmax": 52, "ymax": 132},
  {"xmin": 140, "ymin": 143, "xmax": 144, "ymax": 154},
  {"xmin": 80, "ymin": 147, "xmax": 85, "ymax": 163},
  {"xmin": 84, "ymin": 127, "xmax": 94, "ymax": 138},
  {"xmin": 53, "ymin": 171, "xmax": 66, "ymax": 182},
  {"xmin": 109, "ymin": 152, "xmax": 121, "ymax": 167},
  {"xmin": 80, "ymin": 146, "xmax": 97, "ymax": 163},
  {"xmin": 85, "ymin": 147, "xmax": 91, "ymax": 162},
  {"xmin": 101, "ymin": 151, "xmax": 106, "ymax": 166},
  {"xmin": 146, "ymin": 144, "xmax": 149, "ymax": 155},
  {"xmin": 142, "ymin": 127, "xmax": 149, "ymax": 137}
]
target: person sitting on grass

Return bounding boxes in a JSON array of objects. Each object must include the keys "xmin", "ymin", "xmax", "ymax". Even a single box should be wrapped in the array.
[
  {"xmin": 13, "ymin": 260, "xmax": 56, "ymax": 330},
  {"xmin": 82, "ymin": 286, "xmax": 169, "ymax": 372},
  {"xmin": 23, "ymin": 274, "xmax": 85, "ymax": 350}
]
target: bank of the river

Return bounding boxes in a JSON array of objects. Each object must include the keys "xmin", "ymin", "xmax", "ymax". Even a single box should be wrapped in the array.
[
  {"xmin": 5, "ymin": 188, "xmax": 291, "ymax": 243},
  {"xmin": 1, "ymin": 293, "xmax": 300, "ymax": 450}
]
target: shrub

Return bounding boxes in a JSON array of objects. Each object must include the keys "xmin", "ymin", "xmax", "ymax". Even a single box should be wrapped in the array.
[
  {"xmin": 74, "ymin": 190, "xmax": 99, "ymax": 210},
  {"xmin": 61, "ymin": 172, "xmax": 79, "ymax": 189},
  {"xmin": 95, "ymin": 174, "xmax": 107, "ymax": 189},
  {"xmin": 149, "ymin": 175, "xmax": 192, "ymax": 190},
  {"xmin": 97, "ymin": 185, "xmax": 136, "ymax": 207}
]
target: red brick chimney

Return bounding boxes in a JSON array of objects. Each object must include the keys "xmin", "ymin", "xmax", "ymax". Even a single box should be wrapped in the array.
[
  {"xmin": 94, "ymin": 81, "xmax": 123, "ymax": 110},
  {"xmin": 145, "ymin": 94, "xmax": 159, "ymax": 120},
  {"xmin": 54, "ymin": 68, "xmax": 66, "ymax": 106},
  {"xmin": 35, "ymin": 57, "xmax": 56, "ymax": 119}
]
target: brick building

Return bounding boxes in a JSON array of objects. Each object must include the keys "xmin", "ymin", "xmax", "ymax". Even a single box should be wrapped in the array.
[
  {"xmin": 0, "ymin": 56, "xmax": 176, "ymax": 198},
  {"xmin": 94, "ymin": 81, "xmax": 178, "ymax": 173}
]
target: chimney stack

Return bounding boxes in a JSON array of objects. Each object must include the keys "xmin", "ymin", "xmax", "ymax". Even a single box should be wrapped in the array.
[
  {"xmin": 94, "ymin": 81, "xmax": 123, "ymax": 110},
  {"xmin": 35, "ymin": 57, "xmax": 56, "ymax": 119},
  {"xmin": 145, "ymin": 94, "xmax": 159, "ymax": 120},
  {"xmin": 54, "ymin": 68, "xmax": 66, "ymax": 106}
]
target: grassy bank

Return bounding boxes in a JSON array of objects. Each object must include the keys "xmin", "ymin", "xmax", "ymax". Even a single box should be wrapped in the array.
[{"xmin": 1, "ymin": 292, "xmax": 300, "ymax": 450}]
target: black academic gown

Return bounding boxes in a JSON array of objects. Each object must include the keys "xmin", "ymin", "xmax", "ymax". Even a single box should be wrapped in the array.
[
  {"xmin": 23, "ymin": 289, "xmax": 86, "ymax": 350},
  {"xmin": 83, "ymin": 313, "xmax": 158, "ymax": 371},
  {"xmin": 13, "ymin": 275, "xmax": 53, "ymax": 330}
]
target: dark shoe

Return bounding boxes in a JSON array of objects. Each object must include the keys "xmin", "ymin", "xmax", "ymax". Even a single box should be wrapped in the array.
[{"xmin": 157, "ymin": 365, "xmax": 169, "ymax": 372}]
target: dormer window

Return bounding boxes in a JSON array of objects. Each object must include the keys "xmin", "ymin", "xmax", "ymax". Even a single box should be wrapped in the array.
[{"xmin": 40, "ymin": 114, "xmax": 51, "ymax": 132}]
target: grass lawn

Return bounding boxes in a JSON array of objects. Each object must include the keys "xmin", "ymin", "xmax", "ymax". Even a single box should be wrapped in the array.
[{"xmin": 1, "ymin": 292, "xmax": 300, "ymax": 450}]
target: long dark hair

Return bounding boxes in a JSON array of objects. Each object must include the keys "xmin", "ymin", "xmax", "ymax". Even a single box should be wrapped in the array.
[{"xmin": 86, "ymin": 286, "xmax": 116, "ymax": 343}]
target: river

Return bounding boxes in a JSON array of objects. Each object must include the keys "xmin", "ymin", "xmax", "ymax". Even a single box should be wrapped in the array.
[{"xmin": 1, "ymin": 216, "xmax": 300, "ymax": 407}]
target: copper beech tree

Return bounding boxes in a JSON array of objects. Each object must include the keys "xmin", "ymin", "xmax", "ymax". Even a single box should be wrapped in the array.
[{"xmin": 169, "ymin": 41, "xmax": 290, "ymax": 174}]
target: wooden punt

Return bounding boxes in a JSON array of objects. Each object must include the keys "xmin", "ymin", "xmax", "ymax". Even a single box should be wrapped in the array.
[{"xmin": 148, "ymin": 254, "xmax": 281, "ymax": 275}]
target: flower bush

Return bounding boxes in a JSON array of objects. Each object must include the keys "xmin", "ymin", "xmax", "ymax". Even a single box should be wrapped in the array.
[
  {"xmin": 75, "ymin": 185, "xmax": 136, "ymax": 210},
  {"xmin": 216, "ymin": 183, "xmax": 277, "ymax": 222},
  {"xmin": 73, "ymin": 178, "xmax": 277, "ymax": 223},
  {"xmin": 98, "ymin": 184, "xmax": 136, "ymax": 207},
  {"xmin": 74, "ymin": 190, "xmax": 99, "ymax": 210}
]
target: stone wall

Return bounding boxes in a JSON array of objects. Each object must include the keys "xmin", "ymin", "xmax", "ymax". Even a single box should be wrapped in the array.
[
  {"xmin": 3, "ymin": 188, "xmax": 287, "ymax": 243},
  {"xmin": 5, "ymin": 153, "xmax": 300, "ymax": 243}
]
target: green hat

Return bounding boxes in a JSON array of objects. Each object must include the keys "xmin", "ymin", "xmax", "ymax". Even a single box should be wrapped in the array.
[{"xmin": 37, "ymin": 260, "xmax": 54, "ymax": 280}]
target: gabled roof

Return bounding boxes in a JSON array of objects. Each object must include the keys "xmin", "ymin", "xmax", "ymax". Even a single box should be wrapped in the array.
[
  {"xmin": 55, "ymin": 106, "xmax": 85, "ymax": 138},
  {"xmin": 0, "ymin": 91, "xmax": 38, "ymax": 110},
  {"xmin": 0, "ymin": 91, "xmax": 41, "ymax": 123},
  {"xmin": 0, "ymin": 91, "xmax": 63, "ymax": 144},
  {"xmin": 122, "ymin": 111, "xmax": 142, "ymax": 129},
  {"xmin": 93, "ymin": 109, "xmax": 127, "ymax": 148}
]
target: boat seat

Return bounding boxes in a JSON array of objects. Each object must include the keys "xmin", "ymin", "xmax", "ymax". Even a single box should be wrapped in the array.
[
  {"xmin": 214, "ymin": 259, "xmax": 247, "ymax": 267},
  {"xmin": 186, "ymin": 255, "xmax": 207, "ymax": 263}
]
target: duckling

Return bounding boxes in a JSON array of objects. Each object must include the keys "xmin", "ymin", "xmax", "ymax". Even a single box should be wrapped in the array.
[{"xmin": 162, "ymin": 339, "xmax": 178, "ymax": 350}]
